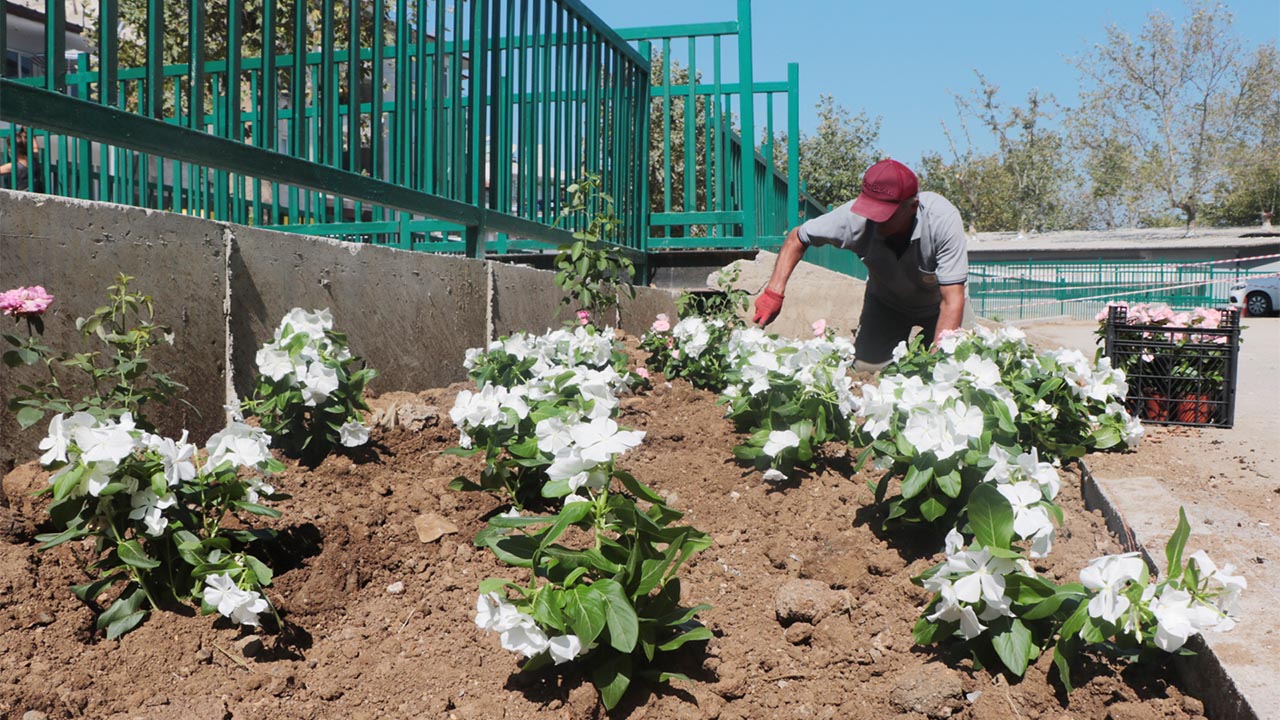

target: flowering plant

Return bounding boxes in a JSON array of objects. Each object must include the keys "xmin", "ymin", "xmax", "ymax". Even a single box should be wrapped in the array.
[
  {"xmin": 673, "ymin": 265, "xmax": 752, "ymax": 326},
  {"xmin": 473, "ymin": 473, "xmax": 712, "ymax": 709},
  {"xmin": 857, "ymin": 326, "xmax": 1141, "ymax": 528},
  {"xmin": 912, "ymin": 484, "xmax": 1068, "ymax": 678},
  {"xmin": 240, "ymin": 308, "xmax": 376, "ymax": 461},
  {"xmin": 638, "ymin": 315, "xmax": 737, "ymax": 391},
  {"xmin": 721, "ymin": 327, "xmax": 860, "ymax": 482},
  {"xmin": 5, "ymin": 274, "xmax": 185, "ymax": 431},
  {"xmin": 36, "ymin": 411, "xmax": 286, "ymax": 637},
  {"xmin": 1048, "ymin": 508, "xmax": 1244, "ymax": 691},
  {"xmin": 449, "ymin": 326, "xmax": 642, "ymax": 507}
]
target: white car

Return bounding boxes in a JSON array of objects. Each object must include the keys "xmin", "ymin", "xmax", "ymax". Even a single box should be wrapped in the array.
[{"xmin": 1230, "ymin": 275, "xmax": 1280, "ymax": 317}]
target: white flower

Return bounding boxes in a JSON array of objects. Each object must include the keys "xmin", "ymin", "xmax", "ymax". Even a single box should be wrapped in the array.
[
  {"xmin": 255, "ymin": 345, "xmax": 295, "ymax": 382},
  {"xmin": 948, "ymin": 547, "xmax": 1016, "ymax": 608},
  {"xmin": 500, "ymin": 616, "xmax": 550, "ymax": 658},
  {"xmin": 244, "ymin": 476, "xmax": 275, "ymax": 504},
  {"xmin": 203, "ymin": 573, "xmax": 270, "ymax": 626},
  {"xmin": 1079, "ymin": 552, "xmax": 1145, "ymax": 624},
  {"xmin": 1015, "ymin": 448, "xmax": 1060, "ymax": 499},
  {"xmin": 1188, "ymin": 550, "xmax": 1247, "ymax": 623},
  {"xmin": 564, "ymin": 493, "xmax": 591, "ymax": 506},
  {"xmin": 1149, "ymin": 586, "xmax": 1221, "ymax": 652},
  {"xmin": 762, "ymin": 468, "xmax": 787, "ymax": 483},
  {"xmin": 299, "ymin": 362, "xmax": 340, "ymax": 405},
  {"xmin": 339, "ymin": 420, "xmax": 370, "ymax": 447},
  {"xmin": 205, "ymin": 421, "xmax": 273, "ymax": 470},
  {"xmin": 996, "ymin": 482, "xmax": 1055, "ymax": 555},
  {"xmin": 129, "ymin": 489, "xmax": 177, "ymax": 536},
  {"xmin": 475, "ymin": 592, "xmax": 523, "ymax": 632},
  {"xmin": 38, "ymin": 412, "xmax": 96, "ymax": 466},
  {"xmin": 762, "ymin": 429, "xmax": 801, "ymax": 458},
  {"xmin": 278, "ymin": 307, "xmax": 333, "ymax": 342},
  {"xmin": 535, "ymin": 417, "xmax": 574, "ymax": 454},
  {"xmin": 569, "ymin": 417, "xmax": 645, "ymax": 464},
  {"xmin": 144, "ymin": 430, "xmax": 198, "ymax": 487},
  {"xmin": 548, "ymin": 634, "xmax": 584, "ymax": 665},
  {"xmin": 74, "ymin": 414, "xmax": 138, "ymax": 465}
]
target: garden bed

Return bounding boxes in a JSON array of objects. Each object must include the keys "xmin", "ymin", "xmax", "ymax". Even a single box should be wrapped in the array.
[{"xmin": 0, "ymin": 341, "xmax": 1208, "ymax": 719}]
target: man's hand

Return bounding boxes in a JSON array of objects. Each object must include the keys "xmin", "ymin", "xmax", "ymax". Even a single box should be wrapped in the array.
[{"xmin": 753, "ymin": 289, "xmax": 785, "ymax": 326}]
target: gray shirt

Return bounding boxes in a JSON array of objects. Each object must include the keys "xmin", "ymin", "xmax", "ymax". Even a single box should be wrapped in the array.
[{"xmin": 796, "ymin": 191, "xmax": 968, "ymax": 316}]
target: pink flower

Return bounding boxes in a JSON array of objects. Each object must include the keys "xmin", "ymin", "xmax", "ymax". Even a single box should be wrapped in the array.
[
  {"xmin": 811, "ymin": 319, "xmax": 827, "ymax": 337},
  {"xmin": 651, "ymin": 313, "xmax": 670, "ymax": 333},
  {"xmin": 0, "ymin": 286, "xmax": 54, "ymax": 318},
  {"xmin": 1096, "ymin": 301, "xmax": 1128, "ymax": 323},
  {"xmin": 636, "ymin": 367, "xmax": 650, "ymax": 379},
  {"xmin": 1192, "ymin": 308, "xmax": 1221, "ymax": 329},
  {"xmin": 576, "ymin": 310, "xmax": 591, "ymax": 325}
]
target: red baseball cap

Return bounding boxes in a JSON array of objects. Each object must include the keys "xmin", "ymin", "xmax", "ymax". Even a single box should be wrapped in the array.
[{"xmin": 851, "ymin": 159, "xmax": 919, "ymax": 223}]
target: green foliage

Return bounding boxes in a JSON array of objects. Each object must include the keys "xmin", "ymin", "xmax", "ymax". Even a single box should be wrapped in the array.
[
  {"xmin": 5, "ymin": 274, "xmax": 185, "ymax": 432},
  {"xmin": 239, "ymin": 309, "xmax": 376, "ymax": 463},
  {"xmin": 38, "ymin": 415, "xmax": 286, "ymax": 637},
  {"xmin": 552, "ymin": 173, "xmax": 636, "ymax": 324},
  {"xmin": 791, "ymin": 95, "xmax": 883, "ymax": 209},
  {"xmin": 476, "ymin": 487, "xmax": 712, "ymax": 710},
  {"xmin": 675, "ymin": 266, "xmax": 751, "ymax": 327}
]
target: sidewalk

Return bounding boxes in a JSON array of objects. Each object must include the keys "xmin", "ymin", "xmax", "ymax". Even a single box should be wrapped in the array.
[{"xmin": 1024, "ymin": 316, "xmax": 1280, "ymax": 720}]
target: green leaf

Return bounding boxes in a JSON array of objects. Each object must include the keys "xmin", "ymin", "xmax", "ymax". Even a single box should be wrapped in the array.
[
  {"xmin": 935, "ymin": 470, "xmax": 963, "ymax": 499},
  {"xmin": 538, "ymin": 501, "xmax": 593, "ymax": 551},
  {"xmin": 900, "ymin": 465, "xmax": 933, "ymax": 500},
  {"xmin": 97, "ymin": 586, "xmax": 148, "ymax": 637},
  {"xmin": 16, "ymin": 405, "xmax": 44, "ymax": 429},
  {"xmin": 1166, "ymin": 507, "xmax": 1191, "ymax": 581},
  {"xmin": 1023, "ymin": 585, "xmax": 1086, "ymax": 621},
  {"xmin": 991, "ymin": 618, "xmax": 1034, "ymax": 677},
  {"xmin": 592, "ymin": 652, "xmax": 632, "ymax": 710},
  {"xmin": 448, "ymin": 476, "xmax": 483, "ymax": 492},
  {"xmin": 913, "ymin": 613, "xmax": 944, "ymax": 645},
  {"xmin": 592, "ymin": 579, "xmax": 640, "ymax": 653},
  {"xmin": 919, "ymin": 497, "xmax": 948, "ymax": 522},
  {"xmin": 657, "ymin": 625, "xmax": 712, "ymax": 652},
  {"xmin": 72, "ymin": 573, "xmax": 125, "ymax": 602},
  {"xmin": 563, "ymin": 586, "xmax": 608, "ymax": 646},
  {"xmin": 233, "ymin": 501, "xmax": 282, "ymax": 518},
  {"xmin": 967, "ymin": 483, "xmax": 1014, "ymax": 550},
  {"xmin": 117, "ymin": 540, "xmax": 161, "ymax": 570},
  {"xmin": 106, "ymin": 609, "xmax": 148, "ymax": 640},
  {"xmin": 245, "ymin": 555, "xmax": 274, "ymax": 587},
  {"xmin": 614, "ymin": 470, "xmax": 665, "ymax": 506}
]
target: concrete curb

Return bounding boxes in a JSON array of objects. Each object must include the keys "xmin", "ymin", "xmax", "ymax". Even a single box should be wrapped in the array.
[{"xmin": 1078, "ymin": 459, "xmax": 1261, "ymax": 720}]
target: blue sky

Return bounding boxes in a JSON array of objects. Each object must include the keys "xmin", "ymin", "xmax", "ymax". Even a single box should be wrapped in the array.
[{"xmin": 589, "ymin": 0, "xmax": 1280, "ymax": 167}]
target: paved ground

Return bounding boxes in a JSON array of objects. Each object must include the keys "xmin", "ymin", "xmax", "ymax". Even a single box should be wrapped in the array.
[{"xmin": 1023, "ymin": 316, "xmax": 1279, "ymax": 720}]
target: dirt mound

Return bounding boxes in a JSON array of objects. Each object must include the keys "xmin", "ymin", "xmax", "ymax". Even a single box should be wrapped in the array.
[{"xmin": 0, "ymin": 372, "xmax": 1204, "ymax": 719}]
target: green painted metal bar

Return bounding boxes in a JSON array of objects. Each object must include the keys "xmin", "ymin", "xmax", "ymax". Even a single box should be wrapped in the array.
[
  {"xmin": 99, "ymin": 0, "xmax": 118, "ymax": 107},
  {"xmin": 44, "ymin": 0, "xmax": 66, "ymax": 93},
  {"xmin": 345, "ymin": 0, "xmax": 359, "ymax": 174},
  {"xmin": 261, "ymin": 0, "xmax": 277, "ymax": 151},
  {"xmin": 227, "ymin": 0, "xmax": 243, "ymax": 139},
  {"xmin": 661, "ymin": 37, "xmax": 671, "ymax": 215},
  {"xmin": 614, "ymin": 22, "xmax": 739, "ymax": 41},
  {"xmin": 144, "ymin": 0, "xmax": 162, "ymax": 115},
  {"xmin": 651, "ymin": 210, "xmax": 743, "ymax": 225},
  {"xmin": 786, "ymin": 62, "xmax": 799, "ymax": 230},
  {"xmin": 684, "ymin": 36, "xmax": 696, "ymax": 214},
  {"xmin": 737, "ymin": 0, "xmax": 756, "ymax": 246}
]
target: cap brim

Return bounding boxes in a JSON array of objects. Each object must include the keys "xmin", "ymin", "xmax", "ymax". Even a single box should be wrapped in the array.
[{"xmin": 851, "ymin": 194, "xmax": 899, "ymax": 223}]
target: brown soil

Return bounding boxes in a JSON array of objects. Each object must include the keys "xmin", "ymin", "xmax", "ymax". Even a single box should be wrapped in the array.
[{"xmin": 0, "ymin": 341, "xmax": 1207, "ymax": 720}]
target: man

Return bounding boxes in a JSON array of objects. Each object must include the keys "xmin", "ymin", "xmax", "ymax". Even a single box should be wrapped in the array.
[{"xmin": 752, "ymin": 158, "xmax": 968, "ymax": 371}]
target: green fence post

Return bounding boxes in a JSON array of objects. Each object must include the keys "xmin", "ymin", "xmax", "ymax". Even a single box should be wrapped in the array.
[
  {"xmin": 736, "ymin": 0, "xmax": 756, "ymax": 246},
  {"xmin": 786, "ymin": 62, "xmax": 799, "ymax": 232}
]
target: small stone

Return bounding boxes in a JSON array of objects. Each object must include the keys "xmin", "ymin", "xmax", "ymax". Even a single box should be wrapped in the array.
[
  {"xmin": 888, "ymin": 663, "xmax": 963, "ymax": 718},
  {"xmin": 239, "ymin": 635, "xmax": 264, "ymax": 658},
  {"xmin": 34, "ymin": 612, "xmax": 53, "ymax": 627},
  {"xmin": 775, "ymin": 579, "xmax": 846, "ymax": 625},
  {"xmin": 22, "ymin": 712, "xmax": 49, "ymax": 720},
  {"xmin": 386, "ymin": 581, "xmax": 405, "ymax": 595},
  {"xmin": 1181, "ymin": 696, "xmax": 1205, "ymax": 716},
  {"xmin": 195, "ymin": 649, "xmax": 213, "ymax": 664},
  {"xmin": 414, "ymin": 514, "xmax": 458, "ymax": 543},
  {"xmin": 783, "ymin": 622, "xmax": 813, "ymax": 645}
]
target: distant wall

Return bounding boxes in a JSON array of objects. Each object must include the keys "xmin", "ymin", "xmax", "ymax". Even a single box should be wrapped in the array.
[{"xmin": 0, "ymin": 190, "xmax": 677, "ymax": 472}]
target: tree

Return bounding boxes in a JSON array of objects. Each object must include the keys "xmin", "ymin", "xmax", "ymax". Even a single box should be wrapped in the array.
[
  {"xmin": 788, "ymin": 95, "xmax": 881, "ymax": 209},
  {"xmin": 1202, "ymin": 45, "xmax": 1280, "ymax": 227},
  {"xmin": 1072, "ymin": 1, "xmax": 1270, "ymax": 231},
  {"xmin": 647, "ymin": 53, "xmax": 710, "ymax": 230}
]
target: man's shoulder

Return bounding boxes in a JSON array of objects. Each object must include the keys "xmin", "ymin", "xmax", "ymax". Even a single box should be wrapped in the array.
[{"xmin": 918, "ymin": 191, "xmax": 960, "ymax": 215}]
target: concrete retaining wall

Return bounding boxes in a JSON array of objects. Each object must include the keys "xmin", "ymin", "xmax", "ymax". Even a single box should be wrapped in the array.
[{"xmin": 0, "ymin": 190, "xmax": 677, "ymax": 472}]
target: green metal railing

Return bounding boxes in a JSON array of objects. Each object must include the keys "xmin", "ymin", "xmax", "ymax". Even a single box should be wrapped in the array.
[
  {"xmin": 968, "ymin": 259, "xmax": 1252, "ymax": 321},
  {"xmin": 616, "ymin": 0, "xmax": 830, "ymax": 253},
  {"xmin": 1, "ymin": 0, "xmax": 650, "ymax": 260}
]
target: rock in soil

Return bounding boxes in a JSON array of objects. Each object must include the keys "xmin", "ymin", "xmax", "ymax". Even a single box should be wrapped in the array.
[
  {"xmin": 889, "ymin": 662, "xmax": 964, "ymax": 718},
  {"xmin": 413, "ymin": 513, "xmax": 458, "ymax": 543},
  {"xmin": 774, "ymin": 579, "xmax": 846, "ymax": 625}
]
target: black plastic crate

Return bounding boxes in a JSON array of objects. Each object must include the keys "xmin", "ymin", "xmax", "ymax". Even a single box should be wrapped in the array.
[{"xmin": 1103, "ymin": 305, "xmax": 1240, "ymax": 428}]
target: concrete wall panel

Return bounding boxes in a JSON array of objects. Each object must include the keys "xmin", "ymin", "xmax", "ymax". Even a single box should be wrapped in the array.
[
  {"xmin": 0, "ymin": 191, "xmax": 227, "ymax": 472},
  {"xmin": 228, "ymin": 227, "xmax": 488, "ymax": 398},
  {"xmin": 489, "ymin": 262, "xmax": 574, "ymax": 338}
]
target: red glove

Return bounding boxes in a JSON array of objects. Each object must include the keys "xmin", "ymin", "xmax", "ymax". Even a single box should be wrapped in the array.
[{"xmin": 753, "ymin": 289, "xmax": 784, "ymax": 326}]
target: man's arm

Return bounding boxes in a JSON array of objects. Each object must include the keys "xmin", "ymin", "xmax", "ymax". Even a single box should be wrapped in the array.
[
  {"xmin": 766, "ymin": 227, "xmax": 807, "ymax": 295},
  {"xmin": 753, "ymin": 227, "xmax": 807, "ymax": 326},
  {"xmin": 933, "ymin": 283, "xmax": 965, "ymax": 345}
]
